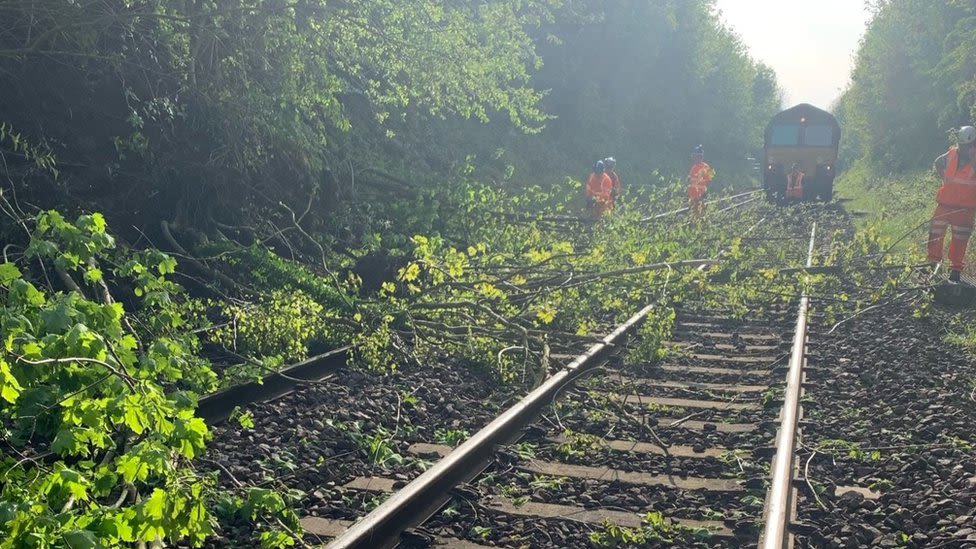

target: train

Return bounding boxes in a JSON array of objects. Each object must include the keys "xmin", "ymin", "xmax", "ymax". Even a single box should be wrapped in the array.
[{"xmin": 763, "ymin": 103, "xmax": 841, "ymax": 201}]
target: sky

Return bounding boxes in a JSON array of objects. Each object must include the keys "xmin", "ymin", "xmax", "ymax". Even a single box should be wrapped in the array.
[{"xmin": 714, "ymin": 0, "xmax": 873, "ymax": 110}]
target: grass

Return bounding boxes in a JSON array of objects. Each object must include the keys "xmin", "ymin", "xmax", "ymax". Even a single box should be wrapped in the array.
[{"xmin": 835, "ymin": 161, "xmax": 933, "ymax": 257}]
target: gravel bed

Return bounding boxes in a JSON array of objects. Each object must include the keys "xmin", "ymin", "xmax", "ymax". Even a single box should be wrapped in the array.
[
  {"xmin": 797, "ymin": 303, "xmax": 976, "ymax": 548},
  {"xmin": 422, "ymin": 497, "xmax": 741, "ymax": 548},
  {"xmin": 204, "ymin": 358, "xmax": 520, "ymax": 546}
]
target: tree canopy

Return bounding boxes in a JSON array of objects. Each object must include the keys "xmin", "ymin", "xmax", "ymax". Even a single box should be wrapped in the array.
[
  {"xmin": 1, "ymin": 0, "xmax": 780, "ymax": 238},
  {"xmin": 836, "ymin": 0, "xmax": 976, "ymax": 169}
]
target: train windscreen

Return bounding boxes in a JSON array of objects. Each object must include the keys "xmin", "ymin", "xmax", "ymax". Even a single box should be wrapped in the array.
[
  {"xmin": 769, "ymin": 125, "xmax": 800, "ymax": 146},
  {"xmin": 804, "ymin": 125, "xmax": 834, "ymax": 146}
]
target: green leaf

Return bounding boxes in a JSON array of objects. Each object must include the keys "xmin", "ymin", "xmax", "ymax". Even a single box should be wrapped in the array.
[
  {"xmin": 0, "ymin": 359, "xmax": 23, "ymax": 404},
  {"xmin": 9, "ymin": 278, "xmax": 46, "ymax": 306},
  {"xmin": 143, "ymin": 488, "xmax": 166, "ymax": 520},
  {"xmin": 59, "ymin": 468, "xmax": 90, "ymax": 501},
  {"xmin": 116, "ymin": 454, "xmax": 147, "ymax": 484},
  {"xmin": 63, "ymin": 529, "xmax": 101, "ymax": 549},
  {"xmin": 93, "ymin": 466, "xmax": 119, "ymax": 495},
  {"xmin": 83, "ymin": 267, "xmax": 103, "ymax": 283},
  {"xmin": 52, "ymin": 429, "xmax": 82, "ymax": 456},
  {"xmin": 0, "ymin": 501, "xmax": 17, "ymax": 526},
  {"xmin": 105, "ymin": 511, "xmax": 135, "ymax": 542},
  {"xmin": 116, "ymin": 442, "xmax": 168, "ymax": 483},
  {"xmin": 157, "ymin": 256, "xmax": 177, "ymax": 275},
  {"xmin": 89, "ymin": 213, "xmax": 107, "ymax": 233},
  {"xmin": 173, "ymin": 416, "xmax": 209, "ymax": 458},
  {"xmin": 0, "ymin": 262, "xmax": 21, "ymax": 285},
  {"xmin": 123, "ymin": 397, "xmax": 148, "ymax": 435},
  {"xmin": 20, "ymin": 341, "xmax": 42, "ymax": 358}
]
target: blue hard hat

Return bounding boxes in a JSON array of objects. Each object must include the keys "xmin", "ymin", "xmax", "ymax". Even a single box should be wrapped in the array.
[
  {"xmin": 593, "ymin": 160, "xmax": 605, "ymax": 172},
  {"xmin": 693, "ymin": 144, "xmax": 704, "ymax": 155}
]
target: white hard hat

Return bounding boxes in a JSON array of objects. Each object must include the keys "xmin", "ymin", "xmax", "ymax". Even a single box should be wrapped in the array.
[{"xmin": 960, "ymin": 126, "xmax": 976, "ymax": 145}]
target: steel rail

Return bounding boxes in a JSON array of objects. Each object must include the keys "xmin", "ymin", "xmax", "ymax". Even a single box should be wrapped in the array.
[
  {"xmin": 640, "ymin": 188, "xmax": 762, "ymax": 222},
  {"xmin": 197, "ymin": 346, "xmax": 351, "ymax": 423},
  {"xmin": 760, "ymin": 222, "xmax": 817, "ymax": 549},
  {"xmin": 714, "ymin": 195, "xmax": 760, "ymax": 214},
  {"xmin": 325, "ymin": 303, "xmax": 657, "ymax": 549}
]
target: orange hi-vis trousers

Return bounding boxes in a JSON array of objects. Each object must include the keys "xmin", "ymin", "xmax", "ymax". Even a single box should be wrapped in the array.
[
  {"xmin": 688, "ymin": 185, "xmax": 707, "ymax": 218},
  {"xmin": 928, "ymin": 203, "xmax": 976, "ymax": 271}
]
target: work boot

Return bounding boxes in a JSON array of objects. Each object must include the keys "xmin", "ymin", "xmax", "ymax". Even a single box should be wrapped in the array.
[{"xmin": 949, "ymin": 269, "xmax": 961, "ymax": 283}]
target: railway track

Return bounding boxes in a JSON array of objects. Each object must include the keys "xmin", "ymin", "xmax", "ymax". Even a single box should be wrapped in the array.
[
  {"xmin": 273, "ymin": 217, "xmax": 861, "ymax": 548},
  {"xmin": 203, "ymin": 203, "xmax": 881, "ymax": 548}
]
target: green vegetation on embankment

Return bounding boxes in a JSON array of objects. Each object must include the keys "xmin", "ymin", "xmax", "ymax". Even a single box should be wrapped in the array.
[
  {"xmin": 831, "ymin": 0, "xmax": 975, "ymax": 259},
  {"xmin": 835, "ymin": 163, "xmax": 934, "ymax": 256},
  {"xmin": 832, "ymin": 2, "xmax": 976, "ymax": 360}
]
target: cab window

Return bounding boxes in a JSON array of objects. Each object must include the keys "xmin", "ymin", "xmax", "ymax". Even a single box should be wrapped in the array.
[
  {"xmin": 804, "ymin": 125, "xmax": 834, "ymax": 146},
  {"xmin": 769, "ymin": 125, "xmax": 800, "ymax": 146}
]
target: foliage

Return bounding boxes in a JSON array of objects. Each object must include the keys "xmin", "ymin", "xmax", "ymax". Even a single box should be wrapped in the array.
[
  {"xmin": 208, "ymin": 243, "xmax": 356, "ymax": 316},
  {"xmin": 945, "ymin": 316, "xmax": 976, "ymax": 358},
  {"xmin": 0, "ymin": 209, "xmax": 314, "ymax": 547},
  {"xmin": 556, "ymin": 430, "xmax": 600, "ymax": 460},
  {"xmin": 407, "ymin": 0, "xmax": 784, "ymax": 192},
  {"xmin": 0, "ymin": 121, "xmax": 57, "ymax": 178},
  {"xmin": 213, "ymin": 288, "xmax": 328, "ymax": 363},
  {"xmin": 589, "ymin": 512, "xmax": 712, "ymax": 547},
  {"xmin": 343, "ymin": 176, "xmax": 753, "ymax": 380},
  {"xmin": 0, "ymin": 0, "xmax": 782, "ymax": 245},
  {"xmin": 835, "ymin": 0, "xmax": 976, "ymax": 170},
  {"xmin": 433, "ymin": 428, "xmax": 470, "ymax": 447},
  {"xmin": 0, "ymin": 212, "xmax": 218, "ymax": 546},
  {"xmin": 814, "ymin": 439, "xmax": 882, "ymax": 462},
  {"xmin": 687, "ymin": 199, "xmax": 927, "ymax": 331},
  {"xmin": 835, "ymin": 163, "xmax": 934, "ymax": 254},
  {"xmin": 625, "ymin": 308, "xmax": 675, "ymax": 365},
  {"xmin": 0, "ymin": 0, "xmax": 558, "ymax": 232},
  {"xmin": 213, "ymin": 488, "xmax": 303, "ymax": 549}
]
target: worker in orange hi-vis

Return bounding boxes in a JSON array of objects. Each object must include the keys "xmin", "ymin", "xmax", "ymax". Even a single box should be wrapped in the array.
[
  {"xmin": 585, "ymin": 160, "xmax": 614, "ymax": 220},
  {"xmin": 928, "ymin": 125, "xmax": 976, "ymax": 283},
  {"xmin": 604, "ymin": 157, "xmax": 621, "ymax": 206},
  {"xmin": 785, "ymin": 163, "xmax": 805, "ymax": 199},
  {"xmin": 687, "ymin": 145, "xmax": 715, "ymax": 218}
]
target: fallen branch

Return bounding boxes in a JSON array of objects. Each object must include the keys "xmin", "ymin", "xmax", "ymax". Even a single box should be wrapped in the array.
[
  {"xmin": 17, "ymin": 356, "xmax": 136, "ymax": 390},
  {"xmin": 525, "ymin": 259, "xmax": 716, "ymax": 289},
  {"xmin": 160, "ymin": 220, "xmax": 242, "ymax": 292},
  {"xmin": 53, "ymin": 263, "xmax": 87, "ymax": 298}
]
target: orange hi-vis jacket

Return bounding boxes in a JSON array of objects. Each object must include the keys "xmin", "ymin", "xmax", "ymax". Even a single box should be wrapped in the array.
[
  {"xmin": 688, "ymin": 162, "xmax": 714, "ymax": 201},
  {"xmin": 786, "ymin": 170, "xmax": 804, "ymax": 199},
  {"xmin": 586, "ymin": 172, "xmax": 614, "ymax": 217},
  {"xmin": 586, "ymin": 172, "xmax": 613, "ymax": 202},
  {"xmin": 936, "ymin": 147, "xmax": 976, "ymax": 208}
]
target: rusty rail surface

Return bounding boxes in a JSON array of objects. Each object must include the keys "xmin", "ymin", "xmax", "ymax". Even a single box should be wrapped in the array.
[{"xmin": 760, "ymin": 222, "xmax": 817, "ymax": 548}]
